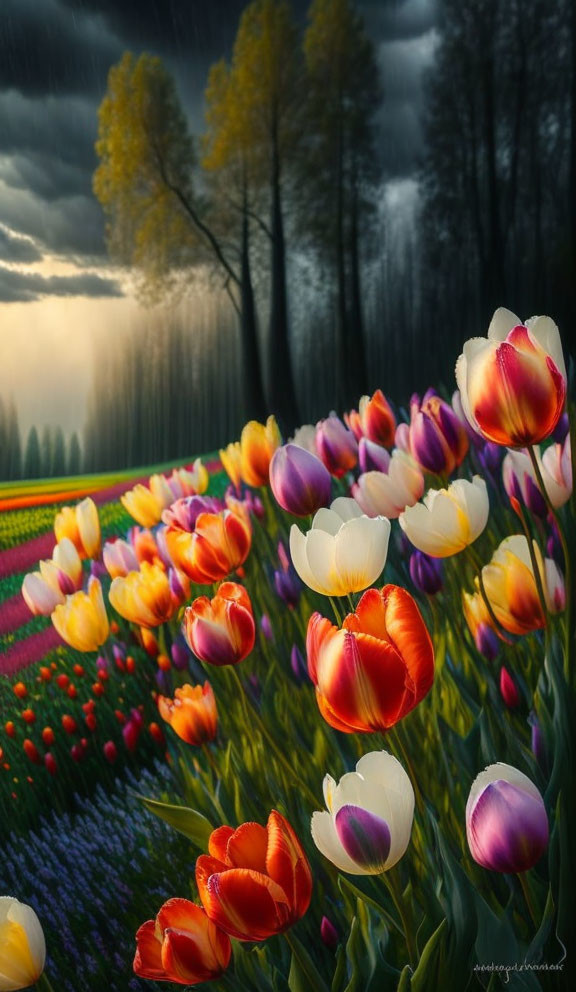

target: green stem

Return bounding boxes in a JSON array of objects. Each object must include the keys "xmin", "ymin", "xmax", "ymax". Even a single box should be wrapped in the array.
[
  {"xmin": 382, "ymin": 867, "xmax": 418, "ymax": 968},
  {"xmin": 513, "ymin": 494, "xmax": 550, "ymax": 628},
  {"xmin": 328, "ymin": 596, "xmax": 344, "ymax": 626},
  {"xmin": 518, "ymin": 871, "xmax": 539, "ymax": 929},
  {"xmin": 527, "ymin": 445, "xmax": 573, "ymax": 677},
  {"xmin": 36, "ymin": 973, "xmax": 57, "ymax": 992},
  {"xmin": 228, "ymin": 667, "xmax": 318, "ymax": 808}
]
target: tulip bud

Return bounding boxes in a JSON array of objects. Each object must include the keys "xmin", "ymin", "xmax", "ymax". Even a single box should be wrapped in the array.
[
  {"xmin": 44, "ymin": 752, "xmax": 58, "ymax": 776},
  {"xmin": 499, "ymin": 667, "xmax": 519, "ymax": 708},
  {"xmin": 477, "ymin": 440, "xmax": 503, "ymax": 476},
  {"xmin": 476, "ymin": 622, "xmax": 500, "ymax": 661},
  {"xmin": 171, "ymin": 640, "xmax": 191, "ymax": 670},
  {"xmin": 123, "ymin": 710, "xmax": 143, "ymax": 752},
  {"xmin": 320, "ymin": 916, "xmax": 339, "ymax": 951},
  {"xmin": 103, "ymin": 740, "xmax": 118, "ymax": 764},
  {"xmin": 408, "ymin": 389, "xmax": 469, "ymax": 475},
  {"xmin": 260, "ymin": 613, "xmax": 274, "ymax": 642},
  {"xmin": 409, "ymin": 551, "xmax": 443, "ymax": 595},
  {"xmin": 23, "ymin": 739, "xmax": 41, "ymax": 764},
  {"xmin": 269, "ymin": 444, "xmax": 332, "ymax": 516},
  {"xmin": 0, "ymin": 898, "xmax": 46, "ymax": 988},
  {"xmin": 290, "ymin": 644, "xmax": 307, "ymax": 683},
  {"xmin": 274, "ymin": 567, "xmax": 301, "ymax": 608},
  {"xmin": 466, "ymin": 763, "xmax": 548, "ymax": 873},
  {"xmin": 316, "ymin": 415, "xmax": 358, "ymax": 477}
]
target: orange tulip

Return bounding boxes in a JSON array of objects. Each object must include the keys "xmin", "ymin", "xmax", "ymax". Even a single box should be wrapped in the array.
[
  {"xmin": 134, "ymin": 898, "xmax": 231, "ymax": 985},
  {"xmin": 456, "ymin": 309, "xmax": 566, "ymax": 447},
  {"xmin": 166, "ymin": 510, "xmax": 251, "ymax": 584},
  {"xmin": 13, "ymin": 682, "xmax": 27, "ymax": 699},
  {"xmin": 183, "ymin": 582, "xmax": 255, "ymax": 666},
  {"xmin": 307, "ymin": 585, "xmax": 434, "ymax": 733},
  {"xmin": 196, "ymin": 810, "xmax": 312, "ymax": 941},
  {"xmin": 157, "ymin": 683, "xmax": 217, "ymax": 745},
  {"xmin": 348, "ymin": 390, "xmax": 397, "ymax": 447}
]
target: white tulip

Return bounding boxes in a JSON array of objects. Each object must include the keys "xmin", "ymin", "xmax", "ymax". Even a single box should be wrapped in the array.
[
  {"xmin": 311, "ymin": 751, "xmax": 414, "ymax": 874},
  {"xmin": 289, "ymin": 497, "xmax": 390, "ymax": 596},
  {"xmin": 352, "ymin": 450, "xmax": 424, "ymax": 519},
  {"xmin": 399, "ymin": 476, "xmax": 489, "ymax": 557}
]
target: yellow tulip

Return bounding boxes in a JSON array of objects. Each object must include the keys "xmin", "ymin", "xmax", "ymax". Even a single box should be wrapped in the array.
[
  {"xmin": 220, "ymin": 441, "xmax": 243, "ymax": 491},
  {"xmin": 108, "ymin": 561, "xmax": 176, "ymax": 628},
  {"xmin": 54, "ymin": 497, "xmax": 100, "ymax": 559},
  {"xmin": 0, "ymin": 897, "xmax": 46, "ymax": 991},
  {"xmin": 121, "ymin": 483, "xmax": 165, "ymax": 527},
  {"xmin": 51, "ymin": 577, "xmax": 109, "ymax": 652}
]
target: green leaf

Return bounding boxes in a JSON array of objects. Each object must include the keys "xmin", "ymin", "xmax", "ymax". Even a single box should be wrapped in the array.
[
  {"xmin": 410, "ymin": 919, "xmax": 447, "ymax": 992},
  {"xmin": 136, "ymin": 794, "xmax": 213, "ymax": 847},
  {"xmin": 286, "ymin": 932, "xmax": 330, "ymax": 992}
]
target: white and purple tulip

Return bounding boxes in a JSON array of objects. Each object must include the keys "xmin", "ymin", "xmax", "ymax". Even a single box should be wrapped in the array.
[{"xmin": 466, "ymin": 763, "xmax": 549, "ymax": 873}]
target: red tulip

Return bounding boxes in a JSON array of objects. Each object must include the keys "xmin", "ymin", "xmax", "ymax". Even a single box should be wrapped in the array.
[
  {"xmin": 166, "ymin": 511, "xmax": 252, "ymax": 584},
  {"xmin": 183, "ymin": 582, "xmax": 255, "ymax": 667},
  {"xmin": 134, "ymin": 898, "xmax": 231, "ymax": 985},
  {"xmin": 196, "ymin": 810, "xmax": 312, "ymax": 941},
  {"xmin": 307, "ymin": 585, "xmax": 434, "ymax": 733},
  {"xmin": 103, "ymin": 741, "xmax": 118, "ymax": 764}
]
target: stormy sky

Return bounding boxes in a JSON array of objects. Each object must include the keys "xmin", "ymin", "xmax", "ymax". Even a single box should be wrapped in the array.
[{"xmin": 0, "ymin": 0, "xmax": 436, "ymax": 435}]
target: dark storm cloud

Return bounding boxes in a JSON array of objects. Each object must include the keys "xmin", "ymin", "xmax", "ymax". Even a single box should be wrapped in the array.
[
  {"xmin": 0, "ymin": 0, "xmax": 121, "ymax": 97},
  {"xmin": 0, "ymin": 0, "xmax": 436, "ymax": 281},
  {"xmin": 0, "ymin": 264, "xmax": 121, "ymax": 302},
  {"xmin": 0, "ymin": 226, "xmax": 42, "ymax": 263}
]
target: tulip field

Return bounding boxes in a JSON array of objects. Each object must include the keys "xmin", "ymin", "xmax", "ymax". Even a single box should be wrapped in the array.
[{"xmin": 0, "ymin": 307, "xmax": 574, "ymax": 991}]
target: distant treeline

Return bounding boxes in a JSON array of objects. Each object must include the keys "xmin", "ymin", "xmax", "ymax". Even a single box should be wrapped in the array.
[{"xmin": 0, "ymin": 398, "xmax": 82, "ymax": 482}]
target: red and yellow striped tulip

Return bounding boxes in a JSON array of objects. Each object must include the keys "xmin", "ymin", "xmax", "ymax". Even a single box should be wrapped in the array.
[
  {"xmin": 456, "ymin": 308, "xmax": 566, "ymax": 447},
  {"xmin": 183, "ymin": 582, "xmax": 255, "ymax": 666},
  {"xmin": 134, "ymin": 898, "xmax": 231, "ymax": 986},
  {"xmin": 196, "ymin": 810, "xmax": 312, "ymax": 941},
  {"xmin": 54, "ymin": 497, "xmax": 100, "ymax": 559},
  {"xmin": 166, "ymin": 510, "xmax": 251, "ymax": 584},
  {"xmin": 239, "ymin": 416, "xmax": 282, "ymax": 487},
  {"xmin": 307, "ymin": 585, "xmax": 434, "ymax": 733},
  {"xmin": 349, "ymin": 390, "xmax": 397, "ymax": 447},
  {"xmin": 479, "ymin": 535, "xmax": 552, "ymax": 635},
  {"xmin": 157, "ymin": 682, "xmax": 217, "ymax": 745},
  {"xmin": 51, "ymin": 577, "xmax": 109, "ymax": 652}
]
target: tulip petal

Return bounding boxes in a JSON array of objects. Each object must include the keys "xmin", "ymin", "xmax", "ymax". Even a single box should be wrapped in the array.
[
  {"xmin": 133, "ymin": 920, "xmax": 165, "ymax": 980},
  {"xmin": 226, "ymin": 822, "xmax": 269, "ymax": 872},
  {"xmin": 334, "ymin": 804, "xmax": 391, "ymax": 872},
  {"xmin": 467, "ymin": 780, "xmax": 548, "ymax": 873},
  {"xmin": 334, "ymin": 516, "xmax": 390, "ymax": 593},
  {"xmin": 208, "ymin": 826, "xmax": 235, "ymax": 862},
  {"xmin": 311, "ymin": 810, "xmax": 367, "ymax": 874},
  {"xmin": 266, "ymin": 811, "xmax": 312, "ymax": 920},
  {"xmin": 202, "ymin": 867, "xmax": 291, "ymax": 941}
]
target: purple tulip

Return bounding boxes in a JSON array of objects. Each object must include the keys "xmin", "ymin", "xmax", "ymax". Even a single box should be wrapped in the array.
[
  {"xmin": 528, "ymin": 712, "xmax": 547, "ymax": 771},
  {"xmin": 477, "ymin": 440, "xmax": 503, "ymax": 476},
  {"xmin": 260, "ymin": 613, "xmax": 274, "ymax": 642},
  {"xmin": 408, "ymin": 390, "xmax": 468, "ymax": 475},
  {"xmin": 475, "ymin": 622, "xmax": 500, "ymax": 661},
  {"xmin": 409, "ymin": 550, "xmax": 443, "ymax": 595},
  {"xmin": 358, "ymin": 438, "xmax": 391, "ymax": 474},
  {"xmin": 274, "ymin": 567, "xmax": 301, "ymax": 608},
  {"xmin": 315, "ymin": 416, "xmax": 358, "ymax": 478},
  {"xmin": 334, "ymin": 805, "xmax": 391, "ymax": 873},
  {"xmin": 546, "ymin": 517, "xmax": 564, "ymax": 569},
  {"xmin": 90, "ymin": 559, "xmax": 107, "ymax": 580},
  {"xmin": 290, "ymin": 644, "xmax": 307, "ymax": 683},
  {"xmin": 269, "ymin": 443, "xmax": 332, "ymax": 516},
  {"xmin": 466, "ymin": 763, "xmax": 548, "ymax": 873},
  {"xmin": 502, "ymin": 451, "xmax": 547, "ymax": 517},
  {"xmin": 96, "ymin": 654, "xmax": 108, "ymax": 670},
  {"xmin": 171, "ymin": 639, "xmax": 191, "ymax": 671},
  {"xmin": 552, "ymin": 412, "xmax": 569, "ymax": 443},
  {"xmin": 320, "ymin": 916, "xmax": 339, "ymax": 951},
  {"xmin": 162, "ymin": 495, "xmax": 223, "ymax": 532}
]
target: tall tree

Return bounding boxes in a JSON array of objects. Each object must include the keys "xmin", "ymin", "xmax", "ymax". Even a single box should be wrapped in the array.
[
  {"xmin": 52, "ymin": 427, "xmax": 67, "ymax": 477},
  {"xmin": 93, "ymin": 52, "xmax": 266, "ymax": 422},
  {"xmin": 68, "ymin": 432, "xmax": 82, "ymax": 476},
  {"xmin": 215, "ymin": 0, "xmax": 302, "ymax": 429},
  {"xmin": 23, "ymin": 427, "xmax": 41, "ymax": 480},
  {"xmin": 303, "ymin": 0, "xmax": 382, "ymax": 407},
  {"xmin": 40, "ymin": 426, "xmax": 54, "ymax": 478}
]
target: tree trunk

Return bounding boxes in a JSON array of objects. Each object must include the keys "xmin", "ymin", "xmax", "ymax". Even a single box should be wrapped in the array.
[
  {"xmin": 240, "ymin": 190, "xmax": 267, "ymax": 422},
  {"xmin": 267, "ymin": 124, "xmax": 299, "ymax": 432},
  {"xmin": 347, "ymin": 169, "xmax": 367, "ymax": 399}
]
